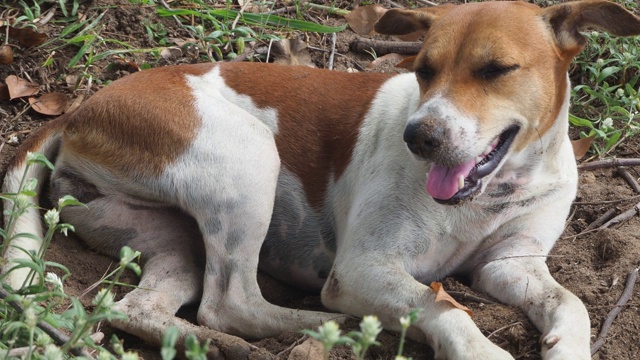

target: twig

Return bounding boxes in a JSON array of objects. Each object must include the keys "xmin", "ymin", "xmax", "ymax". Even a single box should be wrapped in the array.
[
  {"xmin": 600, "ymin": 202, "xmax": 640, "ymax": 229},
  {"xmin": 573, "ymin": 194, "xmax": 640, "ymax": 206},
  {"xmin": 617, "ymin": 167, "xmax": 640, "ymax": 193},
  {"xmin": 415, "ymin": 0, "xmax": 438, "ymax": 6},
  {"xmin": 0, "ymin": 288, "xmax": 95, "ymax": 359},
  {"xmin": 487, "ymin": 322, "xmax": 522, "ymax": 339},
  {"xmin": 231, "ymin": 0, "xmax": 252, "ymax": 30},
  {"xmin": 591, "ymin": 267, "xmax": 638, "ymax": 355},
  {"xmin": 351, "ymin": 36, "xmax": 422, "ymax": 55},
  {"xmin": 159, "ymin": 0, "xmax": 182, "ymax": 27},
  {"xmin": 262, "ymin": 5, "xmax": 296, "ymax": 15},
  {"xmin": 578, "ymin": 158, "xmax": 640, "ymax": 171},
  {"xmin": 448, "ymin": 291, "xmax": 495, "ymax": 305},
  {"xmin": 328, "ymin": 33, "xmax": 337, "ymax": 70},
  {"xmin": 584, "ymin": 208, "xmax": 617, "ymax": 232}
]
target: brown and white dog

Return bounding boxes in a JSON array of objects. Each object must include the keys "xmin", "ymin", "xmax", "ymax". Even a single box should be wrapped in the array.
[{"xmin": 3, "ymin": 1, "xmax": 640, "ymax": 359}]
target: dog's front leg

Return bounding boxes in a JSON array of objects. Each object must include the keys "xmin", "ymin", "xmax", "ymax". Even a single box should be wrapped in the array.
[
  {"xmin": 321, "ymin": 254, "xmax": 513, "ymax": 360},
  {"xmin": 471, "ymin": 235, "xmax": 590, "ymax": 359}
]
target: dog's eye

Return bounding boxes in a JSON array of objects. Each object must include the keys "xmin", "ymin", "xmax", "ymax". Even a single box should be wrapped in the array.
[
  {"xmin": 415, "ymin": 67, "xmax": 435, "ymax": 80},
  {"xmin": 477, "ymin": 63, "xmax": 520, "ymax": 80}
]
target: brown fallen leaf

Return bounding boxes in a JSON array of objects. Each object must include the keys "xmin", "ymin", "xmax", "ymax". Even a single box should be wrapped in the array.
[
  {"xmin": 5, "ymin": 75, "xmax": 40, "ymax": 99},
  {"xmin": 0, "ymin": 26, "xmax": 48, "ymax": 47},
  {"xmin": 0, "ymin": 45, "xmax": 14, "ymax": 64},
  {"xmin": 396, "ymin": 56, "xmax": 417, "ymax": 71},
  {"xmin": 430, "ymin": 282, "xmax": 473, "ymax": 317},
  {"xmin": 29, "ymin": 93, "xmax": 68, "ymax": 116},
  {"xmin": 367, "ymin": 53, "xmax": 411, "ymax": 70},
  {"xmin": 571, "ymin": 135, "xmax": 595, "ymax": 160},
  {"xmin": 271, "ymin": 39, "xmax": 315, "ymax": 67},
  {"xmin": 345, "ymin": 5, "xmax": 388, "ymax": 36}
]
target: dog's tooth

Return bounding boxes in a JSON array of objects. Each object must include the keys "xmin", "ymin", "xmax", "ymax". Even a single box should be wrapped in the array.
[
  {"xmin": 491, "ymin": 138, "xmax": 499, "ymax": 148},
  {"xmin": 484, "ymin": 145, "xmax": 493, "ymax": 156},
  {"xmin": 458, "ymin": 174, "xmax": 465, "ymax": 190},
  {"xmin": 476, "ymin": 156, "xmax": 483, "ymax": 164}
]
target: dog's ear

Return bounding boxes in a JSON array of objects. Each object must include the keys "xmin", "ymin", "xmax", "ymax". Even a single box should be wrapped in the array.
[
  {"xmin": 542, "ymin": 0, "xmax": 640, "ymax": 57},
  {"xmin": 374, "ymin": 5, "xmax": 453, "ymax": 36}
]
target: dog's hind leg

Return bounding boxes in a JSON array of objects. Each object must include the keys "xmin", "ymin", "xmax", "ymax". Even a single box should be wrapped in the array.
[{"xmin": 50, "ymin": 171, "xmax": 272, "ymax": 359}]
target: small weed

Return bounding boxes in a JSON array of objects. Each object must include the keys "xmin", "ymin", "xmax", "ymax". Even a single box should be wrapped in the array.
[
  {"xmin": 302, "ymin": 309, "xmax": 422, "ymax": 360},
  {"xmin": 570, "ymin": 30, "xmax": 640, "ymax": 156}
]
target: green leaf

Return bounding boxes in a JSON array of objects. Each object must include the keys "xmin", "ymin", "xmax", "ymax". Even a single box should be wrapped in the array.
[{"xmin": 569, "ymin": 114, "xmax": 595, "ymax": 129}]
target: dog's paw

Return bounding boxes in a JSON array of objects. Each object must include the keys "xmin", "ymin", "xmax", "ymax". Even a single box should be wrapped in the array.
[{"xmin": 541, "ymin": 333, "xmax": 590, "ymax": 360}]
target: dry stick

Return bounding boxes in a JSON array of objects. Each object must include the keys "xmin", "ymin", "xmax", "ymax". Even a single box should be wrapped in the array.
[
  {"xmin": 600, "ymin": 202, "xmax": 640, "ymax": 229},
  {"xmin": 448, "ymin": 291, "xmax": 495, "ymax": 305},
  {"xmin": 351, "ymin": 36, "xmax": 422, "ymax": 55},
  {"xmin": 591, "ymin": 268, "xmax": 639, "ymax": 355},
  {"xmin": 573, "ymin": 194, "xmax": 640, "ymax": 206},
  {"xmin": 415, "ymin": 0, "xmax": 438, "ymax": 6},
  {"xmin": 617, "ymin": 167, "xmax": 640, "ymax": 193},
  {"xmin": 0, "ymin": 288, "xmax": 95, "ymax": 359},
  {"xmin": 159, "ymin": 0, "xmax": 182, "ymax": 27},
  {"xmin": 584, "ymin": 208, "xmax": 617, "ymax": 232},
  {"xmin": 578, "ymin": 158, "xmax": 640, "ymax": 171},
  {"xmin": 487, "ymin": 322, "xmax": 522, "ymax": 339},
  {"xmin": 327, "ymin": 32, "xmax": 337, "ymax": 70}
]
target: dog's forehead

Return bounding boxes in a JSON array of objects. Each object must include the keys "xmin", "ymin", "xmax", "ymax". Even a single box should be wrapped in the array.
[{"xmin": 418, "ymin": 2, "xmax": 553, "ymax": 65}]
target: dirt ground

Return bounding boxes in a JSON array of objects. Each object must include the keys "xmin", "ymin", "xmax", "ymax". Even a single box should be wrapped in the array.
[{"xmin": 1, "ymin": 1, "xmax": 640, "ymax": 359}]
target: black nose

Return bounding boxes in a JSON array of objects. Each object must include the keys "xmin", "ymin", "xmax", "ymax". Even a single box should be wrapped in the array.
[{"xmin": 403, "ymin": 121, "xmax": 444, "ymax": 157}]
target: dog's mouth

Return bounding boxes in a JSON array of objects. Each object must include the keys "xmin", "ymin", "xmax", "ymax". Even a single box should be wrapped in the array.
[{"xmin": 426, "ymin": 125, "xmax": 520, "ymax": 205}]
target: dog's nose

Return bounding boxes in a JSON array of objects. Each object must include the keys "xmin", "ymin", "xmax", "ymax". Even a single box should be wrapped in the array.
[{"xmin": 403, "ymin": 121, "xmax": 444, "ymax": 157}]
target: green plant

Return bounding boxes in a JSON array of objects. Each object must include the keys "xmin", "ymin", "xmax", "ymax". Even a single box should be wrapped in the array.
[
  {"xmin": 569, "ymin": 30, "xmax": 640, "ymax": 156},
  {"xmin": 302, "ymin": 309, "xmax": 422, "ymax": 360},
  {"xmin": 0, "ymin": 152, "xmax": 142, "ymax": 359}
]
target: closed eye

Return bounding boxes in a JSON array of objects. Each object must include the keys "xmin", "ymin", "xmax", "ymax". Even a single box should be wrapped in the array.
[
  {"xmin": 476, "ymin": 62, "xmax": 520, "ymax": 80},
  {"xmin": 415, "ymin": 66, "xmax": 435, "ymax": 80}
]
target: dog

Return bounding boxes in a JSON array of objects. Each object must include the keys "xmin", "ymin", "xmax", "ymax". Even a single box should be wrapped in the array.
[{"xmin": 3, "ymin": 0, "xmax": 640, "ymax": 359}]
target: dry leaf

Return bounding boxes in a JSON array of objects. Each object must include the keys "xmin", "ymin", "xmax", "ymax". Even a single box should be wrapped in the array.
[
  {"xmin": 571, "ymin": 135, "xmax": 595, "ymax": 160},
  {"xmin": 5, "ymin": 75, "xmax": 40, "ymax": 99},
  {"xmin": 160, "ymin": 47, "xmax": 183, "ymax": 60},
  {"xmin": 271, "ymin": 39, "xmax": 315, "ymax": 67},
  {"xmin": 345, "ymin": 5, "xmax": 388, "ymax": 36},
  {"xmin": 367, "ymin": 53, "xmax": 410, "ymax": 70},
  {"xmin": 430, "ymin": 282, "xmax": 473, "ymax": 317},
  {"xmin": 0, "ymin": 45, "xmax": 14, "ymax": 64},
  {"xmin": 29, "ymin": 92, "xmax": 68, "ymax": 116},
  {"xmin": 0, "ymin": 84, "xmax": 9, "ymax": 100},
  {"xmin": 0, "ymin": 26, "xmax": 48, "ymax": 47},
  {"xmin": 396, "ymin": 56, "xmax": 417, "ymax": 70}
]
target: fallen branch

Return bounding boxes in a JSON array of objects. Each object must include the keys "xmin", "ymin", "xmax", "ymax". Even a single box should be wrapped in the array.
[
  {"xmin": 351, "ymin": 36, "xmax": 421, "ymax": 55},
  {"xmin": 617, "ymin": 167, "xmax": 640, "ymax": 193},
  {"xmin": 578, "ymin": 158, "xmax": 640, "ymax": 171},
  {"xmin": 591, "ymin": 268, "xmax": 639, "ymax": 355},
  {"xmin": 328, "ymin": 32, "xmax": 337, "ymax": 70}
]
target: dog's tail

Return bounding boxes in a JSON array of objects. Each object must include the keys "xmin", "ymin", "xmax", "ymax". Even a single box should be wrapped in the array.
[{"xmin": 1, "ymin": 117, "xmax": 66, "ymax": 290}]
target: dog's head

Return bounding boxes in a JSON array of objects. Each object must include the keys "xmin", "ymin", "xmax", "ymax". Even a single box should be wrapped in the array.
[{"xmin": 375, "ymin": 0, "xmax": 640, "ymax": 204}]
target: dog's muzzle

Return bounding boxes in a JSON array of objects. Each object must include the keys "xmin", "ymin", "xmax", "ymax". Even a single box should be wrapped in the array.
[{"xmin": 405, "ymin": 124, "xmax": 520, "ymax": 205}]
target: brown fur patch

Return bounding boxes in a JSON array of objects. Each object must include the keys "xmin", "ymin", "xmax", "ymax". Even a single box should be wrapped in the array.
[
  {"xmin": 220, "ymin": 63, "xmax": 391, "ymax": 208},
  {"xmin": 62, "ymin": 63, "xmax": 214, "ymax": 177}
]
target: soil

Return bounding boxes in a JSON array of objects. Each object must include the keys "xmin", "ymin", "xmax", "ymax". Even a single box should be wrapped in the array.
[{"xmin": 1, "ymin": 1, "xmax": 640, "ymax": 359}]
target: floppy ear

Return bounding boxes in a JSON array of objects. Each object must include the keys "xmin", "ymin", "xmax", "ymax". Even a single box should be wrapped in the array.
[
  {"xmin": 542, "ymin": 0, "xmax": 640, "ymax": 57},
  {"xmin": 374, "ymin": 5, "xmax": 453, "ymax": 36}
]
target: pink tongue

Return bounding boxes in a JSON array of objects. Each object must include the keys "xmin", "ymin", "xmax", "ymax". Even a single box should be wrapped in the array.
[{"xmin": 426, "ymin": 159, "xmax": 476, "ymax": 200}]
